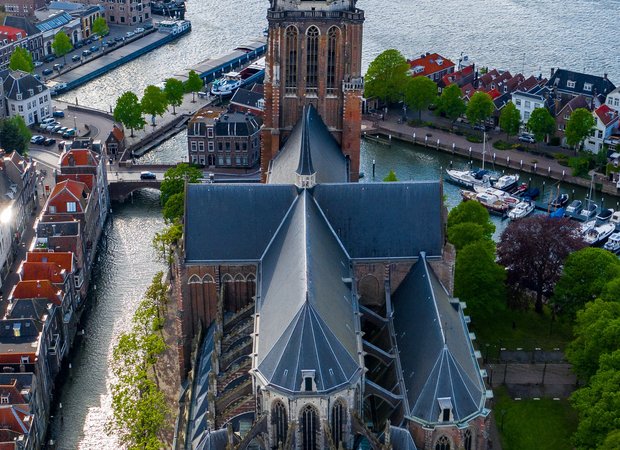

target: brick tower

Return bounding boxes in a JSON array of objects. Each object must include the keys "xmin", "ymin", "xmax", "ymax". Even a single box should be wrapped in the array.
[{"xmin": 261, "ymin": 0, "xmax": 365, "ymax": 181}]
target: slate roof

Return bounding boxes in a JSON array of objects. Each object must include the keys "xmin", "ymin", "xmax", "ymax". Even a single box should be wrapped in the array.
[
  {"xmin": 267, "ymin": 105, "xmax": 348, "ymax": 185},
  {"xmin": 2, "ymin": 71, "xmax": 47, "ymax": 101},
  {"xmin": 387, "ymin": 426, "xmax": 418, "ymax": 450},
  {"xmin": 391, "ymin": 255, "xmax": 485, "ymax": 424},
  {"xmin": 3, "ymin": 17, "xmax": 39, "ymax": 36},
  {"xmin": 548, "ymin": 69, "xmax": 616, "ymax": 98},
  {"xmin": 296, "ymin": 107, "xmax": 315, "ymax": 176},
  {"xmin": 189, "ymin": 326, "xmax": 215, "ymax": 449},
  {"xmin": 256, "ymin": 191, "xmax": 361, "ymax": 394},
  {"xmin": 230, "ymin": 87, "xmax": 263, "ymax": 111},
  {"xmin": 213, "ymin": 112, "xmax": 261, "ymax": 137}
]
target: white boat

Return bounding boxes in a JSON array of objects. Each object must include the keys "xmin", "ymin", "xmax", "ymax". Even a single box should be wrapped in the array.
[
  {"xmin": 611, "ymin": 211, "xmax": 620, "ymax": 228},
  {"xmin": 446, "ymin": 168, "xmax": 497, "ymax": 189},
  {"xmin": 603, "ymin": 232, "xmax": 620, "ymax": 254},
  {"xmin": 461, "ymin": 190, "xmax": 510, "ymax": 215},
  {"xmin": 584, "ymin": 222, "xmax": 616, "ymax": 246},
  {"xmin": 580, "ymin": 220, "xmax": 596, "ymax": 236},
  {"xmin": 473, "ymin": 186, "xmax": 520, "ymax": 207},
  {"xmin": 157, "ymin": 19, "xmax": 191, "ymax": 35},
  {"xmin": 493, "ymin": 173, "xmax": 519, "ymax": 192},
  {"xmin": 508, "ymin": 201, "xmax": 535, "ymax": 220},
  {"xmin": 211, "ymin": 57, "xmax": 266, "ymax": 97}
]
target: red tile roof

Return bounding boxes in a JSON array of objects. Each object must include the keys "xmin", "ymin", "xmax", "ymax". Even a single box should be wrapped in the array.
[
  {"xmin": 486, "ymin": 88, "xmax": 501, "ymax": 99},
  {"xmin": 26, "ymin": 252, "xmax": 73, "ymax": 272},
  {"xmin": 21, "ymin": 262, "xmax": 65, "ymax": 284},
  {"xmin": 110, "ymin": 126, "xmax": 124, "ymax": 142},
  {"xmin": 59, "ymin": 149, "xmax": 98, "ymax": 167},
  {"xmin": 441, "ymin": 65, "xmax": 474, "ymax": 87},
  {"xmin": 408, "ymin": 53, "xmax": 455, "ymax": 77},
  {"xmin": 595, "ymin": 104, "xmax": 619, "ymax": 127},
  {"xmin": 56, "ymin": 173, "xmax": 95, "ymax": 190},
  {"xmin": 11, "ymin": 280, "xmax": 62, "ymax": 305}
]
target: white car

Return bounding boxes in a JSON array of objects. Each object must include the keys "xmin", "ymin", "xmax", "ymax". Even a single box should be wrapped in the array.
[
  {"xmin": 134, "ymin": 27, "xmax": 145, "ymax": 33},
  {"xmin": 34, "ymin": 61, "xmax": 43, "ymax": 67},
  {"xmin": 126, "ymin": 31, "xmax": 135, "ymax": 38},
  {"xmin": 41, "ymin": 117, "xmax": 56, "ymax": 125}
]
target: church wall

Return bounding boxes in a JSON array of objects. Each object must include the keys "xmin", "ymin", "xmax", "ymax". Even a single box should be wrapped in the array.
[{"xmin": 408, "ymin": 415, "xmax": 490, "ymax": 450}]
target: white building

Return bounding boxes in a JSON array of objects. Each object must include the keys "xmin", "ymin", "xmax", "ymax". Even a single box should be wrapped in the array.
[
  {"xmin": 584, "ymin": 104, "xmax": 619, "ymax": 153},
  {"xmin": 512, "ymin": 90, "xmax": 545, "ymax": 124},
  {"xmin": 606, "ymin": 86, "xmax": 620, "ymax": 112},
  {"xmin": 2, "ymin": 69, "xmax": 51, "ymax": 125}
]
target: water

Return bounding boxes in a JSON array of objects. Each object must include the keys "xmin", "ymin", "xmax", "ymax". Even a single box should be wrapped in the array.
[{"xmin": 52, "ymin": 0, "xmax": 620, "ymax": 447}]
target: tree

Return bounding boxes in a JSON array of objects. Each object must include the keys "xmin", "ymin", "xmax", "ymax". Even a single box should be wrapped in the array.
[
  {"xmin": 466, "ymin": 91, "xmax": 494, "ymax": 128},
  {"xmin": 141, "ymin": 85, "xmax": 168, "ymax": 126},
  {"xmin": 436, "ymin": 84, "xmax": 466, "ymax": 122},
  {"xmin": 499, "ymin": 101, "xmax": 521, "ymax": 139},
  {"xmin": 91, "ymin": 17, "xmax": 109, "ymax": 38},
  {"xmin": 571, "ymin": 350, "xmax": 620, "ymax": 450},
  {"xmin": 364, "ymin": 49, "xmax": 410, "ymax": 104},
  {"xmin": 8, "ymin": 47, "xmax": 34, "ymax": 73},
  {"xmin": 51, "ymin": 32, "xmax": 72, "ymax": 65},
  {"xmin": 553, "ymin": 248, "xmax": 620, "ymax": 317},
  {"xmin": 447, "ymin": 200, "xmax": 495, "ymax": 238},
  {"xmin": 497, "ymin": 216, "xmax": 585, "ymax": 313},
  {"xmin": 164, "ymin": 78, "xmax": 184, "ymax": 114},
  {"xmin": 383, "ymin": 170, "xmax": 398, "ymax": 182},
  {"xmin": 113, "ymin": 91, "xmax": 146, "ymax": 137},
  {"xmin": 527, "ymin": 107, "xmax": 555, "ymax": 144},
  {"xmin": 160, "ymin": 163, "xmax": 202, "ymax": 206},
  {"xmin": 152, "ymin": 223, "xmax": 183, "ymax": 265},
  {"xmin": 0, "ymin": 116, "xmax": 31, "ymax": 155},
  {"xmin": 601, "ymin": 430, "xmax": 620, "ymax": 450},
  {"xmin": 185, "ymin": 70, "xmax": 203, "ymax": 102},
  {"xmin": 454, "ymin": 240, "xmax": 506, "ymax": 315},
  {"xmin": 162, "ymin": 192, "xmax": 184, "ymax": 223},
  {"xmin": 566, "ymin": 299, "xmax": 620, "ymax": 382},
  {"xmin": 403, "ymin": 76, "xmax": 436, "ymax": 120},
  {"xmin": 447, "ymin": 222, "xmax": 490, "ymax": 251},
  {"xmin": 565, "ymin": 108, "xmax": 596, "ymax": 150}
]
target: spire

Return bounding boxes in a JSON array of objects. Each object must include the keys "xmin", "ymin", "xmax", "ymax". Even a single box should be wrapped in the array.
[{"xmin": 295, "ymin": 106, "xmax": 317, "ymax": 188}]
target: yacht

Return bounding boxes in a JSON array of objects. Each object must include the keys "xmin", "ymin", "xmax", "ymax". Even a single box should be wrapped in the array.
[
  {"xmin": 473, "ymin": 186, "xmax": 519, "ymax": 207},
  {"xmin": 579, "ymin": 201, "xmax": 598, "ymax": 219},
  {"xmin": 461, "ymin": 190, "xmax": 510, "ymax": 215},
  {"xmin": 565, "ymin": 199, "xmax": 582, "ymax": 215},
  {"xmin": 584, "ymin": 222, "xmax": 616, "ymax": 246},
  {"xmin": 603, "ymin": 232, "xmax": 620, "ymax": 254},
  {"xmin": 596, "ymin": 208, "xmax": 614, "ymax": 223},
  {"xmin": 507, "ymin": 201, "xmax": 535, "ymax": 220},
  {"xmin": 493, "ymin": 173, "xmax": 519, "ymax": 192},
  {"xmin": 211, "ymin": 58, "xmax": 266, "ymax": 97},
  {"xmin": 446, "ymin": 168, "xmax": 497, "ymax": 189},
  {"xmin": 610, "ymin": 211, "xmax": 620, "ymax": 228}
]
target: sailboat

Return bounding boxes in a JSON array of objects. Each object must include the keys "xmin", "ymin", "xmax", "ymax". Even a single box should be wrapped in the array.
[
  {"xmin": 445, "ymin": 131, "xmax": 498, "ymax": 189},
  {"xmin": 579, "ymin": 174, "xmax": 599, "ymax": 219}
]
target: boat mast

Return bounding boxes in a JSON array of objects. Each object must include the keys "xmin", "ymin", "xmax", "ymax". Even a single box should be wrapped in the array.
[{"xmin": 482, "ymin": 131, "xmax": 486, "ymax": 170}]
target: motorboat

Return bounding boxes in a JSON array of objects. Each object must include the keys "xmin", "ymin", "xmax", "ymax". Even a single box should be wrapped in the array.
[
  {"xmin": 596, "ymin": 208, "xmax": 615, "ymax": 223},
  {"xmin": 512, "ymin": 183, "xmax": 528, "ymax": 196},
  {"xmin": 473, "ymin": 186, "xmax": 519, "ymax": 207},
  {"xmin": 611, "ymin": 211, "xmax": 620, "ymax": 228},
  {"xmin": 565, "ymin": 199, "xmax": 583, "ymax": 215},
  {"xmin": 603, "ymin": 232, "xmax": 620, "ymax": 254},
  {"xmin": 461, "ymin": 190, "xmax": 510, "ymax": 215},
  {"xmin": 580, "ymin": 220, "xmax": 596, "ymax": 236},
  {"xmin": 579, "ymin": 201, "xmax": 598, "ymax": 219},
  {"xmin": 210, "ymin": 57, "xmax": 265, "ymax": 97},
  {"xmin": 508, "ymin": 201, "xmax": 535, "ymax": 220},
  {"xmin": 584, "ymin": 222, "xmax": 616, "ymax": 246},
  {"xmin": 446, "ymin": 168, "xmax": 497, "ymax": 189},
  {"xmin": 493, "ymin": 173, "xmax": 519, "ymax": 192},
  {"xmin": 549, "ymin": 193, "xmax": 569, "ymax": 208}
]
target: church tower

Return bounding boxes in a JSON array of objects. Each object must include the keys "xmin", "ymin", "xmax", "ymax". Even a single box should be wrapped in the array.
[{"xmin": 261, "ymin": 0, "xmax": 365, "ymax": 181}]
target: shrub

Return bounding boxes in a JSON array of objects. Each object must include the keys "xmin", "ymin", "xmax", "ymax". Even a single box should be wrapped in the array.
[
  {"xmin": 466, "ymin": 134, "xmax": 483, "ymax": 143},
  {"xmin": 493, "ymin": 140, "xmax": 513, "ymax": 150},
  {"xmin": 568, "ymin": 156, "xmax": 590, "ymax": 177}
]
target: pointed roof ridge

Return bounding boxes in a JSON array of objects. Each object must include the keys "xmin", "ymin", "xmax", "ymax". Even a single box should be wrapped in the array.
[
  {"xmin": 296, "ymin": 106, "xmax": 315, "ymax": 176},
  {"xmin": 419, "ymin": 252, "xmax": 446, "ymax": 344}
]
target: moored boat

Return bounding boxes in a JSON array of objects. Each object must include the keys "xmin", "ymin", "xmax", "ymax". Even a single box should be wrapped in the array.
[
  {"xmin": 508, "ymin": 201, "xmax": 535, "ymax": 220},
  {"xmin": 493, "ymin": 173, "xmax": 519, "ymax": 192},
  {"xmin": 550, "ymin": 193, "xmax": 569, "ymax": 209},
  {"xmin": 461, "ymin": 190, "xmax": 510, "ymax": 215},
  {"xmin": 579, "ymin": 201, "xmax": 598, "ymax": 219},
  {"xmin": 211, "ymin": 57, "xmax": 265, "ymax": 97},
  {"xmin": 596, "ymin": 208, "xmax": 614, "ymax": 223},
  {"xmin": 603, "ymin": 232, "xmax": 620, "ymax": 254},
  {"xmin": 446, "ymin": 168, "xmax": 497, "ymax": 189},
  {"xmin": 584, "ymin": 222, "xmax": 616, "ymax": 246},
  {"xmin": 565, "ymin": 199, "xmax": 583, "ymax": 215},
  {"xmin": 473, "ymin": 186, "xmax": 519, "ymax": 207}
]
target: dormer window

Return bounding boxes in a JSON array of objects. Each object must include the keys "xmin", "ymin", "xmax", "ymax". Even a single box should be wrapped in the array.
[
  {"xmin": 567, "ymin": 80, "xmax": 576, "ymax": 89},
  {"xmin": 437, "ymin": 397, "xmax": 453, "ymax": 422},
  {"xmin": 301, "ymin": 369, "xmax": 315, "ymax": 392},
  {"xmin": 584, "ymin": 83, "xmax": 592, "ymax": 92},
  {"xmin": 16, "ymin": 93, "xmax": 22, "ymax": 100},
  {"xmin": 37, "ymin": 85, "xmax": 42, "ymax": 93},
  {"xmin": 0, "ymin": 395, "xmax": 8, "ymax": 404},
  {"xmin": 28, "ymin": 89, "xmax": 34, "ymax": 96}
]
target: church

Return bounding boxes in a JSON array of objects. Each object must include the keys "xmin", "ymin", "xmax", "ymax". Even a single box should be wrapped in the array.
[{"xmin": 175, "ymin": 1, "xmax": 491, "ymax": 449}]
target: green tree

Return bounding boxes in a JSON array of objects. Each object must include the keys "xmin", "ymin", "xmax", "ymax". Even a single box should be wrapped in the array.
[
  {"xmin": 403, "ymin": 76, "xmax": 437, "ymax": 120},
  {"xmin": 162, "ymin": 192, "xmax": 184, "ymax": 223},
  {"xmin": 527, "ymin": 107, "xmax": 555, "ymax": 144},
  {"xmin": 160, "ymin": 163, "xmax": 202, "ymax": 206},
  {"xmin": 553, "ymin": 248, "xmax": 620, "ymax": 317},
  {"xmin": 0, "ymin": 116, "xmax": 31, "ymax": 155},
  {"xmin": 164, "ymin": 78, "xmax": 184, "ymax": 115},
  {"xmin": 601, "ymin": 277, "xmax": 620, "ymax": 302},
  {"xmin": 601, "ymin": 430, "xmax": 620, "ymax": 450},
  {"xmin": 184, "ymin": 70, "xmax": 203, "ymax": 102},
  {"xmin": 113, "ymin": 91, "xmax": 146, "ymax": 137},
  {"xmin": 91, "ymin": 17, "xmax": 109, "ymax": 38},
  {"xmin": 466, "ymin": 91, "xmax": 494, "ymax": 128},
  {"xmin": 447, "ymin": 200, "xmax": 495, "ymax": 238},
  {"xmin": 152, "ymin": 223, "xmax": 183, "ymax": 265},
  {"xmin": 383, "ymin": 170, "xmax": 398, "ymax": 182},
  {"xmin": 144, "ymin": 271, "xmax": 169, "ymax": 322},
  {"xmin": 565, "ymin": 108, "xmax": 596, "ymax": 150},
  {"xmin": 8, "ymin": 47, "xmax": 34, "ymax": 73},
  {"xmin": 51, "ymin": 32, "xmax": 72, "ymax": 65},
  {"xmin": 566, "ymin": 299, "xmax": 620, "ymax": 382},
  {"xmin": 436, "ymin": 84, "xmax": 466, "ymax": 122},
  {"xmin": 141, "ymin": 85, "xmax": 168, "ymax": 126},
  {"xmin": 447, "ymin": 222, "xmax": 490, "ymax": 251},
  {"xmin": 499, "ymin": 101, "xmax": 521, "ymax": 139},
  {"xmin": 364, "ymin": 49, "xmax": 409, "ymax": 103},
  {"xmin": 454, "ymin": 240, "xmax": 506, "ymax": 315},
  {"xmin": 571, "ymin": 350, "xmax": 620, "ymax": 450}
]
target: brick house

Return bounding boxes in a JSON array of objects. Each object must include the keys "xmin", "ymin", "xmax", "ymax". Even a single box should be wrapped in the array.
[
  {"xmin": 229, "ymin": 85, "xmax": 264, "ymax": 117},
  {"xmin": 0, "ymin": 0, "xmax": 45, "ymax": 17},
  {"xmin": 555, "ymin": 95, "xmax": 590, "ymax": 145},
  {"xmin": 0, "ymin": 373, "xmax": 44, "ymax": 449},
  {"xmin": 547, "ymin": 68, "xmax": 616, "ymax": 109},
  {"xmin": 97, "ymin": 0, "xmax": 151, "ymax": 26},
  {"xmin": 105, "ymin": 125, "xmax": 125, "ymax": 159}
]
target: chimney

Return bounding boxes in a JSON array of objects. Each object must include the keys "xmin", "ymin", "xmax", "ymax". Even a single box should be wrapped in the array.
[
  {"xmin": 550, "ymin": 67, "xmax": 555, "ymax": 78},
  {"xmin": 604, "ymin": 73, "xmax": 608, "ymax": 80}
]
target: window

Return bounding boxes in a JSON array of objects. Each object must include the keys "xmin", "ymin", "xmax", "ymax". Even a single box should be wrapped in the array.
[
  {"xmin": 190, "ymin": 141, "xmax": 197, "ymax": 151},
  {"xmin": 567, "ymin": 80, "xmax": 576, "ymax": 89},
  {"xmin": 435, "ymin": 435, "xmax": 450, "ymax": 450},
  {"xmin": 0, "ymin": 395, "xmax": 8, "ymax": 404},
  {"xmin": 583, "ymin": 83, "xmax": 592, "ymax": 92},
  {"xmin": 615, "ymin": 98, "xmax": 619, "ymax": 107},
  {"xmin": 331, "ymin": 401, "xmax": 346, "ymax": 448},
  {"xmin": 524, "ymin": 100, "xmax": 530, "ymax": 108},
  {"xmin": 18, "ymin": 105, "xmax": 23, "ymax": 112},
  {"xmin": 225, "ymin": 142, "xmax": 230, "ymax": 151},
  {"xmin": 306, "ymin": 26, "xmax": 319, "ymax": 92},
  {"xmin": 534, "ymin": 103, "xmax": 541, "ymax": 109},
  {"xmin": 20, "ymin": 356, "xmax": 29, "ymax": 364},
  {"xmin": 218, "ymin": 142, "xmax": 223, "ymax": 151},
  {"xmin": 300, "ymin": 405, "xmax": 319, "ymax": 450},
  {"xmin": 464, "ymin": 430, "xmax": 473, "ymax": 450},
  {"xmin": 208, "ymin": 141, "xmax": 214, "ymax": 152},
  {"xmin": 207, "ymin": 127, "xmax": 213, "ymax": 138},
  {"xmin": 271, "ymin": 401, "xmax": 288, "ymax": 446},
  {"xmin": 285, "ymin": 26, "xmax": 298, "ymax": 89},
  {"xmin": 198, "ymin": 142, "xmax": 204, "ymax": 151},
  {"xmin": 218, "ymin": 157, "xmax": 224, "ymax": 165},
  {"xmin": 16, "ymin": 93, "xmax": 22, "ymax": 100},
  {"xmin": 235, "ymin": 156, "xmax": 241, "ymax": 165},
  {"xmin": 327, "ymin": 27, "xmax": 339, "ymax": 90},
  {"xmin": 49, "ymin": 205, "xmax": 56, "ymax": 213},
  {"xmin": 524, "ymin": 111, "xmax": 530, "ymax": 121},
  {"xmin": 67, "ymin": 202, "xmax": 77, "ymax": 212},
  {"xmin": 225, "ymin": 157, "xmax": 231, "ymax": 165}
]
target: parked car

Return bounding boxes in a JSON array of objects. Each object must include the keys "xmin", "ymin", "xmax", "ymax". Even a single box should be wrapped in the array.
[
  {"xmin": 473, "ymin": 124, "xmax": 491, "ymax": 132},
  {"xmin": 43, "ymin": 138, "xmax": 56, "ymax": 147},
  {"xmin": 63, "ymin": 129, "xmax": 77, "ymax": 138},
  {"xmin": 134, "ymin": 27, "xmax": 145, "ymax": 33},
  {"xmin": 53, "ymin": 63, "xmax": 64, "ymax": 71},
  {"xmin": 71, "ymin": 54, "xmax": 81, "ymax": 62},
  {"xmin": 518, "ymin": 133, "xmax": 536, "ymax": 143},
  {"xmin": 85, "ymin": 38, "xmax": 93, "ymax": 45},
  {"xmin": 43, "ymin": 122, "xmax": 60, "ymax": 130},
  {"xmin": 34, "ymin": 61, "xmax": 43, "ymax": 67},
  {"xmin": 42, "ymin": 68, "xmax": 53, "ymax": 76},
  {"xmin": 50, "ymin": 125, "xmax": 63, "ymax": 133},
  {"xmin": 74, "ymin": 40, "xmax": 84, "ymax": 48},
  {"xmin": 90, "ymin": 45, "xmax": 99, "ymax": 52},
  {"xmin": 126, "ymin": 31, "xmax": 135, "ymax": 38},
  {"xmin": 44, "ymin": 55, "xmax": 55, "ymax": 63},
  {"xmin": 107, "ymin": 41, "xmax": 117, "ymax": 47},
  {"xmin": 56, "ymin": 127, "xmax": 69, "ymax": 135},
  {"xmin": 144, "ymin": 23, "xmax": 154, "ymax": 30},
  {"xmin": 41, "ymin": 118, "xmax": 56, "ymax": 125},
  {"xmin": 82, "ymin": 50, "xmax": 91, "ymax": 57},
  {"xmin": 114, "ymin": 36, "xmax": 124, "ymax": 42},
  {"xmin": 52, "ymin": 110, "xmax": 65, "ymax": 118},
  {"xmin": 140, "ymin": 171, "xmax": 156, "ymax": 180},
  {"xmin": 30, "ymin": 135, "xmax": 45, "ymax": 145}
]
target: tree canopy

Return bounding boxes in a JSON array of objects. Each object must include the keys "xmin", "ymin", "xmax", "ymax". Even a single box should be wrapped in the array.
[
  {"xmin": 527, "ymin": 107, "xmax": 555, "ymax": 143},
  {"xmin": 383, "ymin": 170, "xmax": 398, "ymax": 182},
  {"xmin": 92, "ymin": 17, "xmax": 109, "ymax": 38},
  {"xmin": 162, "ymin": 192, "xmax": 184, "ymax": 223},
  {"xmin": 499, "ymin": 101, "xmax": 521, "ymax": 138},
  {"xmin": 403, "ymin": 76, "xmax": 437, "ymax": 120},
  {"xmin": 8, "ymin": 47, "xmax": 34, "ymax": 73},
  {"xmin": 364, "ymin": 49, "xmax": 409, "ymax": 103},
  {"xmin": 447, "ymin": 222, "xmax": 490, "ymax": 251},
  {"xmin": 565, "ymin": 108, "xmax": 596, "ymax": 150},
  {"xmin": 0, "ymin": 116, "xmax": 31, "ymax": 155},
  {"xmin": 466, "ymin": 91, "xmax": 494, "ymax": 126},
  {"xmin": 497, "ymin": 216, "xmax": 585, "ymax": 313},
  {"xmin": 52, "ymin": 32, "xmax": 72, "ymax": 63},
  {"xmin": 447, "ymin": 200, "xmax": 495, "ymax": 238},
  {"xmin": 436, "ymin": 84, "xmax": 466, "ymax": 122},
  {"xmin": 160, "ymin": 163, "xmax": 202, "ymax": 207},
  {"xmin": 153, "ymin": 222, "xmax": 183, "ymax": 265},
  {"xmin": 184, "ymin": 70, "xmax": 203, "ymax": 102},
  {"xmin": 113, "ymin": 91, "xmax": 146, "ymax": 137},
  {"xmin": 164, "ymin": 78, "xmax": 184, "ymax": 114},
  {"xmin": 141, "ymin": 85, "xmax": 168, "ymax": 125},
  {"xmin": 553, "ymin": 248, "xmax": 620, "ymax": 317}
]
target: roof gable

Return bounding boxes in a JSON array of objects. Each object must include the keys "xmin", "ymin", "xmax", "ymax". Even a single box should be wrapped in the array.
[{"xmin": 11, "ymin": 280, "xmax": 61, "ymax": 305}]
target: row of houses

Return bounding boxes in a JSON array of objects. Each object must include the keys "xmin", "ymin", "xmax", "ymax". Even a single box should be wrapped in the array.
[{"xmin": 0, "ymin": 141, "xmax": 108, "ymax": 448}]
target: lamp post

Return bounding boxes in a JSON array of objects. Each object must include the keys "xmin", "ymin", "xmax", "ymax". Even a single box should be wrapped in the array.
[{"xmin": 73, "ymin": 116, "xmax": 77, "ymax": 132}]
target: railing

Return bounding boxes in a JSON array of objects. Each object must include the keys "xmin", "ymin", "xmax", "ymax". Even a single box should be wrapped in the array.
[{"xmin": 268, "ymin": 9, "xmax": 364, "ymax": 21}]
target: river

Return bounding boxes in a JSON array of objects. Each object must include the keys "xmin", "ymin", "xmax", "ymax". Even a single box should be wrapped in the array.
[{"xmin": 52, "ymin": 0, "xmax": 619, "ymax": 447}]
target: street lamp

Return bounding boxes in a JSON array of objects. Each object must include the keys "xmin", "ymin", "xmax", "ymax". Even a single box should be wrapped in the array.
[{"xmin": 73, "ymin": 116, "xmax": 77, "ymax": 132}]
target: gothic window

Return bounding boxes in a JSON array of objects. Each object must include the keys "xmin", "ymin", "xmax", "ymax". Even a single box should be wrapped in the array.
[
  {"xmin": 246, "ymin": 273, "xmax": 256, "ymax": 283},
  {"xmin": 464, "ymin": 429, "xmax": 473, "ymax": 450},
  {"xmin": 435, "ymin": 435, "xmax": 450, "ymax": 450},
  {"xmin": 222, "ymin": 273, "xmax": 234, "ymax": 283},
  {"xmin": 188, "ymin": 274, "xmax": 201, "ymax": 284},
  {"xmin": 306, "ymin": 26, "xmax": 319, "ymax": 91},
  {"xmin": 327, "ymin": 27, "xmax": 340, "ymax": 90},
  {"xmin": 285, "ymin": 26, "xmax": 298, "ymax": 89},
  {"xmin": 331, "ymin": 400, "xmax": 346, "ymax": 448},
  {"xmin": 234, "ymin": 273, "xmax": 246, "ymax": 282},
  {"xmin": 271, "ymin": 400, "xmax": 288, "ymax": 446},
  {"xmin": 202, "ymin": 274, "xmax": 215, "ymax": 283},
  {"xmin": 300, "ymin": 404, "xmax": 319, "ymax": 450}
]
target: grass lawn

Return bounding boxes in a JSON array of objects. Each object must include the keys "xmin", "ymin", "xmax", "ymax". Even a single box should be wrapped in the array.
[
  {"xmin": 495, "ymin": 386, "xmax": 578, "ymax": 450},
  {"xmin": 469, "ymin": 306, "xmax": 573, "ymax": 353}
]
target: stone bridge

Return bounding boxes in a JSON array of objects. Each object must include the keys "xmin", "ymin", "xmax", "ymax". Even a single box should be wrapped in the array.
[{"xmin": 108, "ymin": 179, "xmax": 161, "ymax": 202}]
